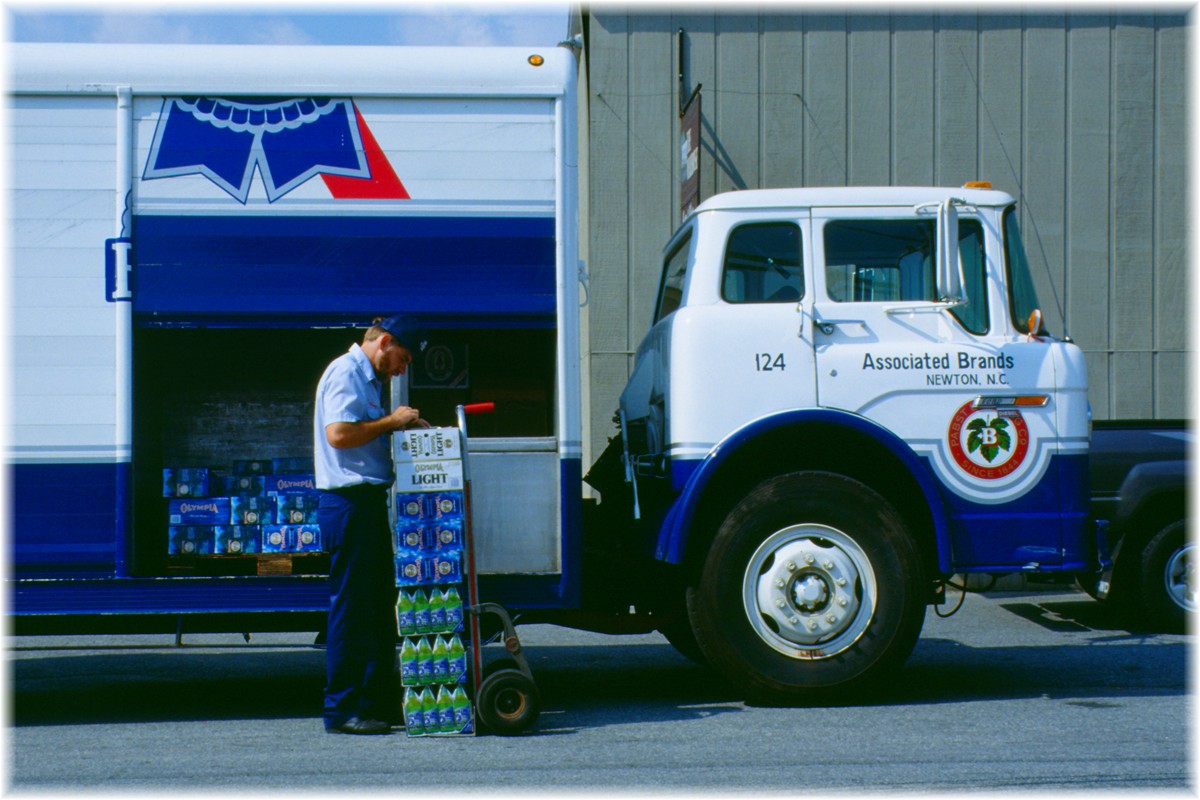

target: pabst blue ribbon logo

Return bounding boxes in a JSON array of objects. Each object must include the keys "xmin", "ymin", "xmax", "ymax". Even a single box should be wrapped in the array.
[
  {"xmin": 947, "ymin": 401, "xmax": 1030, "ymax": 480},
  {"xmin": 143, "ymin": 97, "xmax": 409, "ymax": 203}
]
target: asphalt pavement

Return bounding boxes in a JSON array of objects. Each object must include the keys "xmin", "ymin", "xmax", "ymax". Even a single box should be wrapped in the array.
[{"xmin": 6, "ymin": 587, "xmax": 1192, "ymax": 793}]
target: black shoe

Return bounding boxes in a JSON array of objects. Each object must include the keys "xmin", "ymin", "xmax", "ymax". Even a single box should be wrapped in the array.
[{"xmin": 327, "ymin": 717, "xmax": 390, "ymax": 735}]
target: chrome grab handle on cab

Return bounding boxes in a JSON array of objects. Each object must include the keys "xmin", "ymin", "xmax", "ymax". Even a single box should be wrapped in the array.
[
  {"xmin": 616, "ymin": 408, "xmax": 642, "ymax": 521},
  {"xmin": 811, "ymin": 309, "xmax": 859, "ymax": 336}
]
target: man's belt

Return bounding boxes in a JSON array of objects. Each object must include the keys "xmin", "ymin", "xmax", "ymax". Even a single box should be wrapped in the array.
[{"xmin": 326, "ymin": 482, "xmax": 390, "ymax": 499}]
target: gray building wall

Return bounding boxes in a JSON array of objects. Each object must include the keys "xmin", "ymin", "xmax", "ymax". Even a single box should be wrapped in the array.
[{"xmin": 581, "ymin": 9, "xmax": 1190, "ymax": 462}]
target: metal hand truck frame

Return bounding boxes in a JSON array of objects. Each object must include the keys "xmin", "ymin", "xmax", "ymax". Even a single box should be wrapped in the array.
[{"xmin": 455, "ymin": 402, "xmax": 540, "ymax": 735}]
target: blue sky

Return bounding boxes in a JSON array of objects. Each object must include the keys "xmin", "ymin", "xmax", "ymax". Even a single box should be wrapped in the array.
[{"xmin": 6, "ymin": 1, "xmax": 573, "ymax": 47}]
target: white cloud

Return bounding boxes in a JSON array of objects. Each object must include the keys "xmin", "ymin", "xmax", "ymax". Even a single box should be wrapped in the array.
[
  {"xmin": 236, "ymin": 18, "xmax": 321, "ymax": 45},
  {"xmin": 384, "ymin": 7, "xmax": 568, "ymax": 47},
  {"xmin": 88, "ymin": 14, "xmax": 213, "ymax": 44},
  {"xmin": 385, "ymin": 11, "xmax": 498, "ymax": 46},
  {"xmin": 8, "ymin": 5, "xmax": 568, "ymax": 46},
  {"xmin": 12, "ymin": 11, "xmax": 323, "ymax": 45}
]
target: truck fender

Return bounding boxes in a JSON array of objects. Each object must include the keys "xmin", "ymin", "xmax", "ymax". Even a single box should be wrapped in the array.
[
  {"xmin": 1111, "ymin": 461, "xmax": 1188, "ymax": 537},
  {"xmin": 653, "ymin": 408, "xmax": 953, "ymax": 571}
]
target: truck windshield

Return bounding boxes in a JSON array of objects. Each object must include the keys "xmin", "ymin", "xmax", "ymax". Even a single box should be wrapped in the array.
[{"xmin": 1003, "ymin": 207, "xmax": 1044, "ymax": 334}]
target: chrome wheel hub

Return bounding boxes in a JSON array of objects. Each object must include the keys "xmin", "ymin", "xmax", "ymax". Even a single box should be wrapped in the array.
[
  {"xmin": 1165, "ymin": 542, "xmax": 1196, "ymax": 613},
  {"xmin": 743, "ymin": 524, "xmax": 876, "ymax": 660}
]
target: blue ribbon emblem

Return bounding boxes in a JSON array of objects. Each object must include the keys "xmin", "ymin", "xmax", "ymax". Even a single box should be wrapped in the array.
[{"xmin": 143, "ymin": 97, "xmax": 371, "ymax": 203}]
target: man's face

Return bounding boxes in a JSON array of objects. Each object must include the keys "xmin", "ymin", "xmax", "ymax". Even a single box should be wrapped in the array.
[{"xmin": 376, "ymin": 336, "xmax": 413, "ymax": 379}]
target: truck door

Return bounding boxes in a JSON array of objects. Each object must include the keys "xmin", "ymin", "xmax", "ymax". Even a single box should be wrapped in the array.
[
  {"xmin": 810, "ymin": 204, "xmax": 1069, "ymax": 568},
  {"xmin": 622, "ymin": 211, "xmax": 818, "ymax": 501}
]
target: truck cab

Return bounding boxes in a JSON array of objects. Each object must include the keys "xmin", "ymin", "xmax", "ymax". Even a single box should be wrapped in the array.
[{"xmin": 617, "ymin": 186, "xmax": 1090, "ymax": 701}]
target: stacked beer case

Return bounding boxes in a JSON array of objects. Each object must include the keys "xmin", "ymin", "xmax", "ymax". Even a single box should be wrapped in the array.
[
  {"xmin": 393, "ymin": 427, "xmax": 475, "ymax": 737},
  {"xmin": 163, "ymin": 459, "xmax": 322, "ymax": 557}
]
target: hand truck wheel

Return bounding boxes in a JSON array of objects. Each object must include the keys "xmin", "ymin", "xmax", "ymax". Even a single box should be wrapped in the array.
[{"xmin": 476, "ymin": 668, "xmax": 540, "ymax": 735}]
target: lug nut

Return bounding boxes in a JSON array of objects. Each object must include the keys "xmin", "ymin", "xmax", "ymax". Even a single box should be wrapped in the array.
[
  {"xmin": 775, "ymin": 579, "xmax": 786, "ymax": 589},
  {"xmin": 804, "ymin": 553, "xmax": 816, "ymax": 564},
  {"xmin": 836, "ymin": 577, "xmax": 847, "ymax": 586},
  {"xmin": 785, "ymin": 561, "xmax": 797, "ymax": 572},
  {"xmin": 775, "ymin": 599, "xmax": 786, "ymax": 608},
  {"xmin": 823, "ymin": 560, "xmax": 834, "ymax": 570}
]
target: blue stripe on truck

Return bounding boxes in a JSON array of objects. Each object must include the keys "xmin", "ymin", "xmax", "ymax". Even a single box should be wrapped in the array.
[
  {"xmin": 12, "ymin": 463, "xmax": 119, "ymax": 577},
  {"xmin": 133, "ymin": 214, "xmax": 557, "ymax": 324},
  {"xmin": 940, "ymin": 452, "xmax": 1092, "ymax": 571},
  {"xmin": 11, "ymin": 457, "xmax": 582, "ymax": 610},
  {"xmin": 655, "ymin": 411, "xmax": 1091, "ymax": 573}
]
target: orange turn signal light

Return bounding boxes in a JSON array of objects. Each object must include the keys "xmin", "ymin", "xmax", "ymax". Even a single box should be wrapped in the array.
[{"xmin": 972, "ymin": 395, "xmax": 1049, "ymax": 409}]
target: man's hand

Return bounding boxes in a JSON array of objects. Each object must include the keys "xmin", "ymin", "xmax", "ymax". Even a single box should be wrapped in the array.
[
  {"xmin": 325, "ymin": 405, "xmax": 426, "ymax": 449},
  {"xmin": 388, "ymin": 405, "xmax": 422, "ymax": 430}
]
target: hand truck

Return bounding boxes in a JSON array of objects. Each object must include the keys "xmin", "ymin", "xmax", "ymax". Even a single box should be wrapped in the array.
[{"xmin": 455, "ymin": 402, "xmax": 541, "ymax": 735}]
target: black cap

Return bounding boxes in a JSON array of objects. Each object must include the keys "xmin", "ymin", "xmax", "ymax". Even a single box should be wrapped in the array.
[{"xmin": 377, "ymin": 314, "xmax": 428, "ymax": 354}]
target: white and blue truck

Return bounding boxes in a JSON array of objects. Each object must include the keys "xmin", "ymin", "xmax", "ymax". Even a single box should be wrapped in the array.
[{"xmin": 7, "ymin": 42, "xmax": 1188, "ymax": 703}]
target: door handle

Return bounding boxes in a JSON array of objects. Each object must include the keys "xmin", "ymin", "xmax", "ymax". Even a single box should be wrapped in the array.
[{"xmin": 812, "ymin": 314, "xmax": 853, "ymax": 336}]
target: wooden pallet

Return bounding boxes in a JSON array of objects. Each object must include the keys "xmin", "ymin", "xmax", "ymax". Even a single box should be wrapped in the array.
[{"xmin": 166, "ymin": 552, "xmax": 330, "ymax": 577}]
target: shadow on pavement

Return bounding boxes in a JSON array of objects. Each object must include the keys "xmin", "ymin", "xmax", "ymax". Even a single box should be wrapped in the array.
[
  {"xmin": 12, "ymin": 647, "xmax": 328, "ymax": 727},
  {"xmin": 10, "ymin": 596, "xmax": 1187, "ymax": 728}
]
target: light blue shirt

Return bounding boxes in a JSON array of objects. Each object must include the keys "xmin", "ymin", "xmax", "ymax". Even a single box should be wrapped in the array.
[{"xmin": 313, "ymin": 343, "xmax": 393, "ymax": 490}]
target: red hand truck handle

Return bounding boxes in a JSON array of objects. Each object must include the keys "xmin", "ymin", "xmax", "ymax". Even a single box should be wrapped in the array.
[{"xmin": 462, "ymin": 402, "xmax": 495, "ymax": 415}]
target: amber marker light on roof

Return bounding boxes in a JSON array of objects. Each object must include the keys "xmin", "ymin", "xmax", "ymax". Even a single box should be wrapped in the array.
[
  {"xmin": 528, "ymin": 54, "xmax": 545, "ymax": 66},
  {"xmin": 962, "ymin": 181, "xmax": 993, "ymax": 189}
]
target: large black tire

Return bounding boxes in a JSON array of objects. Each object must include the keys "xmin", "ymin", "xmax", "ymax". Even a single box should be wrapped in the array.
[
  {"xmin": 657, "ymin": 613, "xmax": 707, "ymax": 665},
  {"xmin": 686, "ymin": 471, "xmax": 927, "ymax": 704},
  {"xmin": 1140, "ymin": 520, "xmax": 1193, "ymax": 633}
]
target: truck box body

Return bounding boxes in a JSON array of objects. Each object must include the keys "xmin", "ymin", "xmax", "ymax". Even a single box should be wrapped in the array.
[{"xmin": 9, "ymin": 43, "xmax": 580, "ymax": 620}]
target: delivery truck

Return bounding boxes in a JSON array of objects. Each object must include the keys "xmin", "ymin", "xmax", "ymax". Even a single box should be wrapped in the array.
[{"xmin": 7, "ymin": 42, "xmax": 1185, "ymax": 704}]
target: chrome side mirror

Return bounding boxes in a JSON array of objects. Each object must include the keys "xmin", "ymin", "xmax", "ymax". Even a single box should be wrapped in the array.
[{"xmin": 936, "ymin": 198, "xmax": 966, "ymax": 304}]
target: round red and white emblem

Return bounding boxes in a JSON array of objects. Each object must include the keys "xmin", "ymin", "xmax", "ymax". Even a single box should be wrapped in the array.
[{"xmin": 947, "ymin": 401, "xmax": 1030, "ymax": 480}]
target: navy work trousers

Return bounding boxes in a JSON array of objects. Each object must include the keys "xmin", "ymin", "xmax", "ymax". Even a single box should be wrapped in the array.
[{"xmin": 319, "ymin": 484, "xmax": 398, "ymax": 728}]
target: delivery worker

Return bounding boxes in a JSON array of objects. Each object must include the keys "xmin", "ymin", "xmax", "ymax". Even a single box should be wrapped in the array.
[{"xmin": 314, "ymin": 314, "xmax": 429, "ymax": 735}]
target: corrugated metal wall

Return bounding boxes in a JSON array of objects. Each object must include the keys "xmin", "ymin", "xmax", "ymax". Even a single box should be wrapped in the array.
[{"xmin": 582, "ymin": 10, "xmax": 1190, "ymax": 461}]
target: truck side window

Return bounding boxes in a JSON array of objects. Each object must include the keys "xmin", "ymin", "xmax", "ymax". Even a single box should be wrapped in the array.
[
  {"xmin": 825, "ymin": 219, "xmax": 937, "ymax": 303},
  {"xmin": 949, "ymin": 221, "xmax": 988, "ymax": 335},
  {"xmin": 721, "ymin": 222, "xmax": 804, "ymax": 303},
  {"xmin": 1003, "ymin": 207, "xmax": 1044, "ymax": 334},
  {"xmin": 655, "ymin": 231, "xmax": 692, "ymax": 322},
  {"xmin": 824, "ymin": 218, "xmax": 988, "ymax": 334}
]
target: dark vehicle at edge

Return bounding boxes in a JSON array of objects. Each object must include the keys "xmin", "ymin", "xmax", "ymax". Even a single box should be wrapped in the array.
[{"xmin": 1081, "ymin": 419, "xmax": 1191, "ymax": 632}]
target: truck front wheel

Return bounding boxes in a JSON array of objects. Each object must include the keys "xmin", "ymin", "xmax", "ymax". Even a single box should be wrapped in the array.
[{"xmin": 687, "ymin": 471, "xmax": 926, "ymax": 704}]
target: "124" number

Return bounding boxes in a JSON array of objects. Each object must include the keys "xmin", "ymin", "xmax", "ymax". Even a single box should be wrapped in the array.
[{"xmin": 755, "ymin": 352, "xmax": 786, "ymax": 371}]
